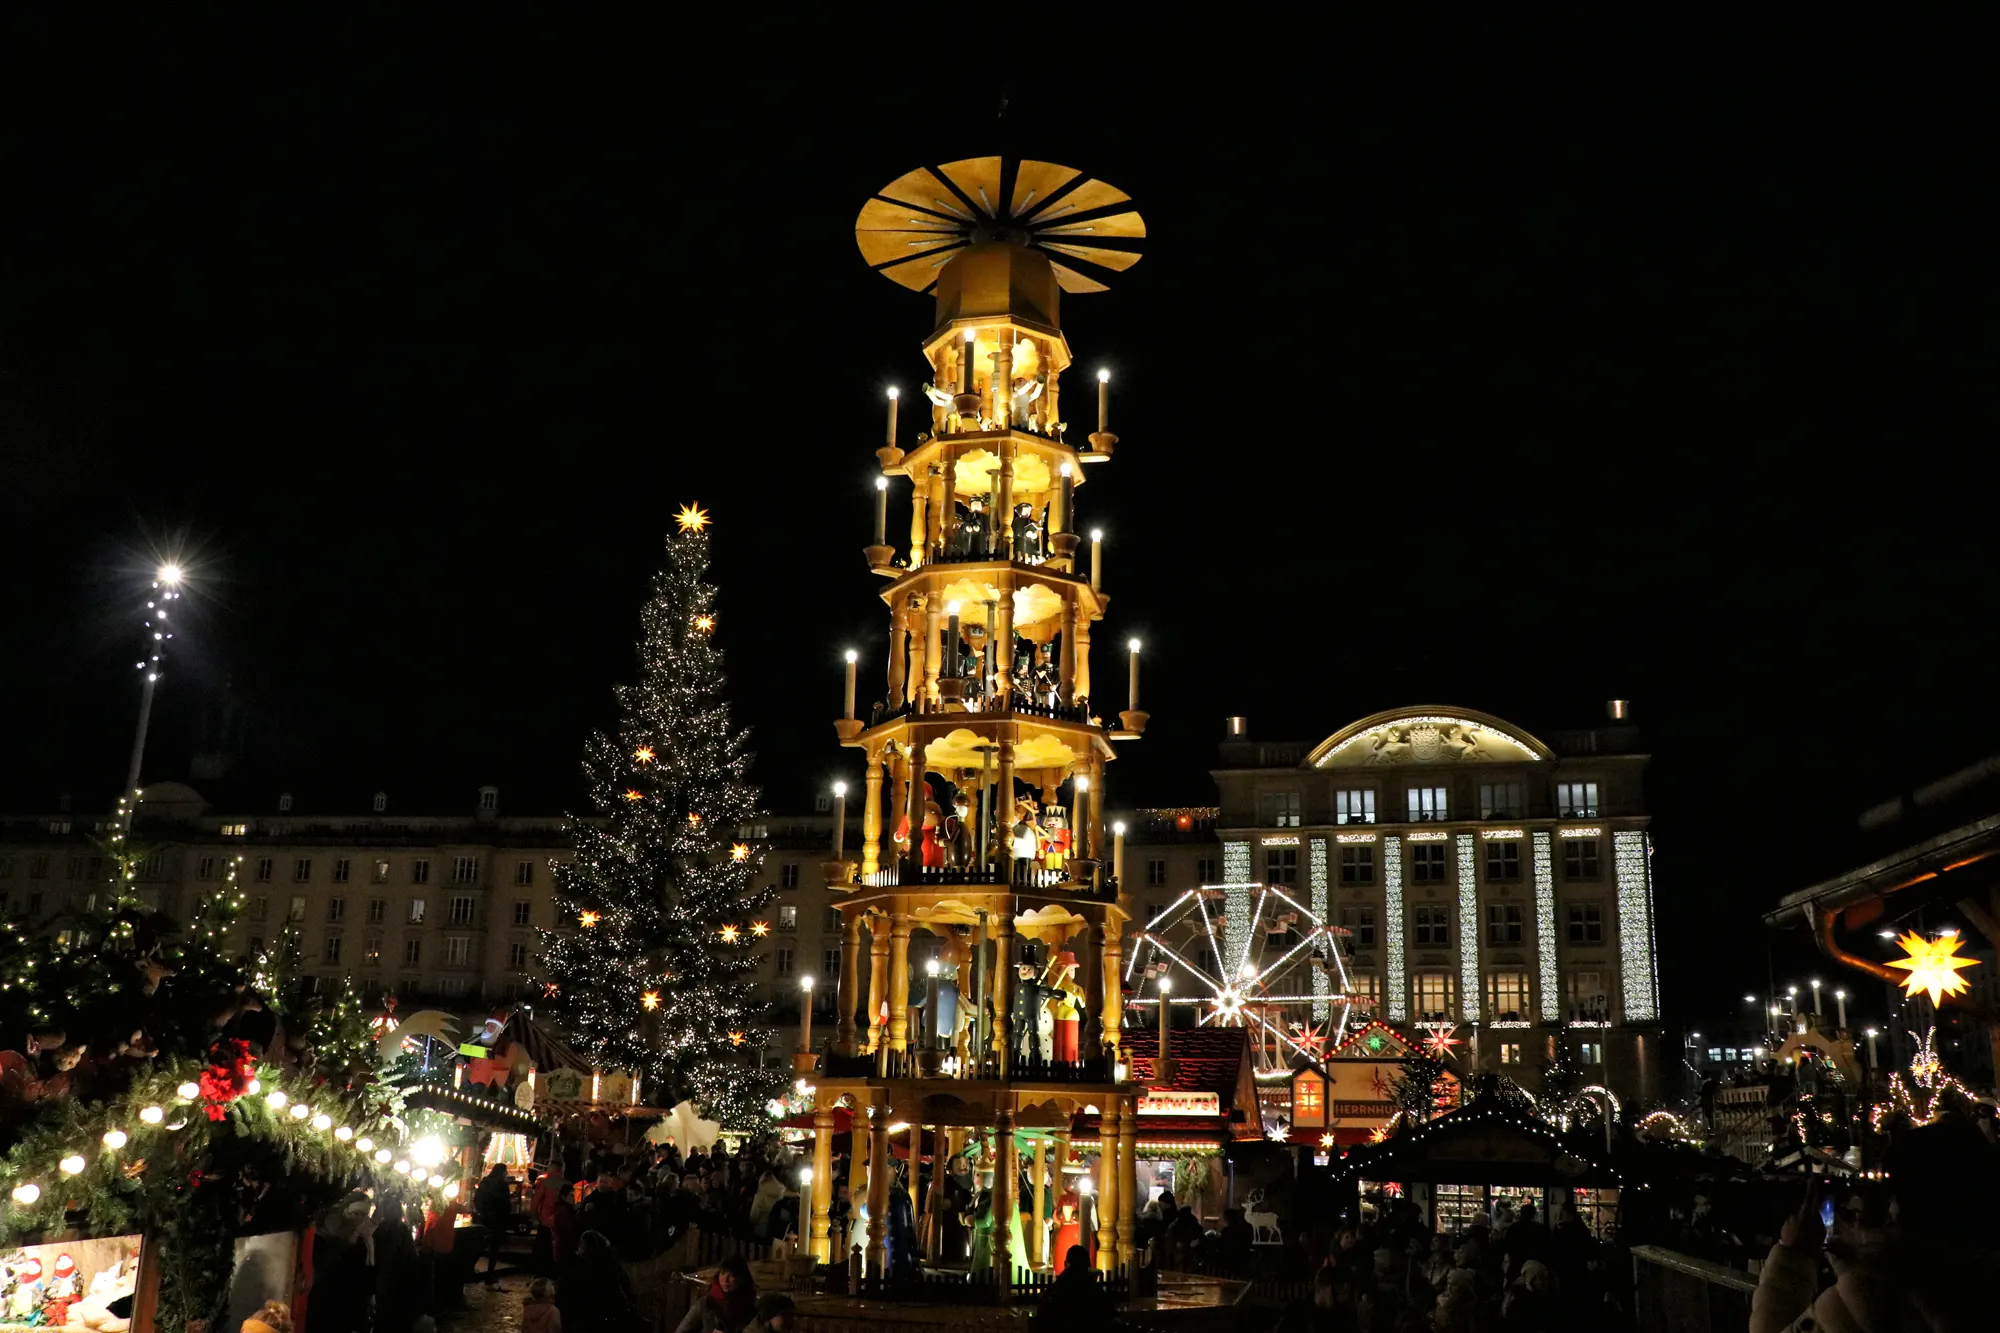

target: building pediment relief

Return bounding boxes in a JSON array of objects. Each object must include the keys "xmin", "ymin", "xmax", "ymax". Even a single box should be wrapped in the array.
[{"xmin": 1308, "ymin": 708, "xmax": 1553, "ymax": 769}]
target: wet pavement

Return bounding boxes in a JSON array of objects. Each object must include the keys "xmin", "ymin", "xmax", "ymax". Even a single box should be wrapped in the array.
[{"xmin": 436, "ymin": 1275, "xmax": 532, "ymax": 1333}]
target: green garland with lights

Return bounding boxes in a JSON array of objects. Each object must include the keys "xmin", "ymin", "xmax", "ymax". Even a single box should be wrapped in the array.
[{"xmin": 538, "ymin": 509, "xmax": 783, "ymax": 1128}]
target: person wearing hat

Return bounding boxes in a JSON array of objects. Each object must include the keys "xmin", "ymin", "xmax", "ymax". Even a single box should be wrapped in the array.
[{"xmin": 745, "ymin": 1293, "xmax": 796, "ymax": 1333}]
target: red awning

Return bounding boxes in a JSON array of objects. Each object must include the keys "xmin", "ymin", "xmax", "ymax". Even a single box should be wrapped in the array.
[{"xmin": 778, "ymin": 1107, "xmax": 855, "ymax": 1134}]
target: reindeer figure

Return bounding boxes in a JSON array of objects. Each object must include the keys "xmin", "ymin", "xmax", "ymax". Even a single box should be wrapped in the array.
[{"xmin": 1245, "ymin": 1189, "xmax": 1283, "ymax": 1246}]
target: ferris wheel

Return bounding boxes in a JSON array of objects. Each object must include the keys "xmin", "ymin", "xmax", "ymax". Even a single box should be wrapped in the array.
[{"xmin": 1127, "ymin": 882, "xmax": 1360, "ymax": 1073}]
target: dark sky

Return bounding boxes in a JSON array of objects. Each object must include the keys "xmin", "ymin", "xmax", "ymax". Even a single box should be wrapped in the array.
[{"xmin": 2, "ymin": 12, "xmax": 1994, "ymax": 1025}]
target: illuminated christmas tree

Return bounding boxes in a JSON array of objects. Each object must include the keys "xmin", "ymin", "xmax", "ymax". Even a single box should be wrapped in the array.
[{"xmin": 539, "ymin": 511, "xmax": 780, "ymax": 1127}]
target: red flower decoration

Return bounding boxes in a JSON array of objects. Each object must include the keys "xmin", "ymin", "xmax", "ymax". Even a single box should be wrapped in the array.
[{"xmin": 198, "ymin": 1038, "xmax": 258, "ymax": 1120}]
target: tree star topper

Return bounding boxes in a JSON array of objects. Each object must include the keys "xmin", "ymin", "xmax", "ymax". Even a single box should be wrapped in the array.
[
  {"xmin": 1886, "ymin": 929, "xmax": 1979, "ymax": 1006},
  {"xmin": 675, "ymin": 503, "xmax": 710, "ymax": 534}
]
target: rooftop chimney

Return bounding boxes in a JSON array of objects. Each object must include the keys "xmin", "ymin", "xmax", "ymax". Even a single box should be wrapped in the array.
[
  {"xmin": 1225, "ymin": 716, "xmax": 1248, "ymax": 737},
  {"xmin": 1606, "ymin": 699, "xmax": 1630, "ymax": 721}
]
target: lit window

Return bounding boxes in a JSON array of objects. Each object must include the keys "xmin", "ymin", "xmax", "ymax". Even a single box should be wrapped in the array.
[
  {"xmin": 364, "ymin": 933, "xmax": 382, "ymax": 964},
  {"xmin": 409, "ymin": 897, "xmax": 427, "ymax": 924},
  {"xmin": 1479, "ymin": 782, "xmax": 1523, "ymax": 819},
  {"xmin": 1563, "ymin": 839, "xmax": 1600, "ymax": 879},
  {"xmin": 1407, "ymin": 787, "xmax": 1447, "ymax": 822},
  {"xmin": 1339, "ymin": 846, "xmax": 1374, "ymax": 885},
  {"xmin": 1556, "ymin": 781, "xmax": 1600, "ymax": 818},
  {"xmin": 1484, "ymin": 840, "xmax": 1521, "ymax": 882},
  {"xmin": 288, "ymin": 896, "xmax": 306, "ymax": 922},
  {"xmin": 1414, "ymin": 973, "xmax": 1455, "ymax": 1020},
  {"xmin": 371, "ymin": 859, "xmax": 390, "ymax": 884},
  {"xmin": 1347, "ymin": 974, "xmax": 1382, "ymax": 1011},
  {"xmin": 1258, "ymin": 792, "xmax": 1302, "ymax": 828},
  {"xmin": 221, "ymin": 824, "xmax": 248, "ymax": 838},
  {"xmin": 1498, "ymin": 1042, "xmax": 1522, "ymax": 1065},
  {"xmin": 1485, "ymin": 971, "xmax": 1530, "ymax": 1019},
  {"xmin": 1335, "ymin": 790, "xmax": 1376, "ymax": 825},
  {"xmin": 1579, "ymin": 1042, "xmax": 1603, "ymax": 1065},
  {"xmin": 1293, "ymin": 1074, "xmax": 1325, "ymax": 1125},
  {"xmin": 777, "ymin": 904, "xmax": 798, "ymax": 931}
]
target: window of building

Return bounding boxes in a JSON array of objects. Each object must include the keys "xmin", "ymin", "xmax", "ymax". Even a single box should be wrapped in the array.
[
  {"xmin": 1566, "ymin": 903, "xmax": 1603, "ymax": 944},
  {"xmin": 410, "ymin": 859, "xmax": 431, "ymax": 885},
  {"xmin": 1293, "ymin": 1073, "xmax": 1325, "ymax": 1122},
  {"xmin": 248, "ymin": 935, "xmax": 264, "ymax": 957},
  {"xmin": 1264, "ymin": 846, "xmax": 1299, "ymax": 887},
  {"xmin": 1335, "ymin": 789, "xmax": 1376, "ymax": 825},
  {"xmin": 1339, "ymin": 845, "xmax": 1375, "ymax": 885},
  {"xmin": 1413, "ymin": 903, "xmax": 1450, "ymax": 946},
  {"xmin": 331, "ymin": 857, "xmax": 350, "ymax": 884},
  {"xmin": 1414, "ymin": 972, "xmax": 1456, "ymax": 1020},
  {"xmin": 373, "ymin": 792, "xmax": 387, "ymax": 813},
  {"xmin": 775, "ymin": 947, "xmax": 795, "ymax": 978},
  {"xmin": 364, "ymin": 934, "xmax": 382, "ymax": 964},
  {"xmin": 1579, "ymin": 1042, "xmax": 1604, "ymax": 1065},
  {"xmin": 508, "ymin": 942, "xmax": 529, "ymax": 969},
  {"xmin": 1484, "ymin": 840, "xmax": 1521, "ymax": 882},
  {"xmin": 444, "ymin": 936, "xmax": 471, "ymax": 967},
  {"xmin": 0, "ymin": 858, "xmax": 10, "ymax": 879},
  {"xmin": 823, "ymin": 908, "xmax": 843, "ymax": 934},
  {"xmin": 142, "ymin": 851, "xmax": 166, "ymax": 878},
  {"xmin": 1567, "ymin": 971, "xmax": 1608, "ymax": 1021},
  {"xmin": 1411, "ymin": 843, "xmax": 1448, "ymax": 882},
  {"xmin": 1408, "ymin": 787, "xmax": 1447, "ymax": 822},
  {"xmin": 196, "ymin": 855, "xmax": 216, "ymax": 881},
  {"xmin": 777, "ymin": 904, "xmax": 798, "ymax": 931},
  {"xmin": 255, "ymin": 858, "xmax": 274, "ymax": 883},
  {"xmin": 823, "ymin": 948, "xmax": 841, "ymax": 980},
  {"xmin": 1485, "ymin": 903, "xmax": 1523, "ymax": 945},
  {"xmin": 1479, "ymin": 782, "xmax": 1524, "ymax": 819},
  {"xmin": 1196, "ymin": 857, "xmax": 1217, "ymax": 881},
  {"xmin": 1498, "ymin": 1042, "xmax": 1522, "ymax": 1065},
  {"xmin": 288, "ymin": 895, "xmax": 306, "ymax": 922},
  {"xmin": 479, "ymin": 788, "xmax": 498, "ymax": 812},
  {"xmin": 1557, "ymin": 781, "xmax": 1600, "ymax": 817},
  {"xmin": 327, "ymin": 897, "xmax": 346, "ymax": 923},
  {"xmin": 780, "ymin": 864, "xmax": 800, "ymax": 889},
  {"xmin": 1339, "ymin": 906, "xmax": 1377, "ymax": 948},
  {"xmin": 409, "ymin": 898, "xmax": 427, "ymax": 924},
  {"xmin": 448, "ymin": 896, "xmax": 474, "ymax": 926},
  {"xmin": 371, "ymin": 859, "xmax": 390, "ymax": 884},
  {"xmin": 1145, "ymin": 859, "xmax": 1168, "ymax": 886},
  {"xmin": 1486, "ymin": 970, "xmax": 1530, "ymax": 1019},
  {"xmin": 250, "ymin": 896, "xmax": 269, "ymax": 921},
  {"xmin": 1348, "ymin": 973, "xmax": 1382, "ymax": 1012},
  {"xmin": 26, "ymin": 891, "xmax": 41, "ymax": 916},
  {"xmin": 1563, "ymin": 839, "xmax": 1600, "ymax": 879},
  {"xmin": 1258, "ymin": 792, "xmax": 1302, "ymax": 828},
  {"xmin": 323, "ymin": 935, "xmax": 343, "ymax": 965},
  {"xmin": 28, "ymin": 855, "xmax": 49, "ymax": 879},
  {"xmin": 513, "ymin": 901, "xmax": 532, "ymax": 927},
  {"xmin": 515, "ymin": 860, "xmax": 535, "ymax": 886},
  {"xmin": 452, "ymin": 856, "xmax": 478, "ymax": 884},
  {"xmin": 220, "ymin": 824, "xmax": 247, "ymax": 838},
  {"xmin": 367, "ymin": 898, "xmax": 386, "ymax": 924},
  {"xmin": 291, "ymin": 857, "xmax": 313, "ymax": 883}
]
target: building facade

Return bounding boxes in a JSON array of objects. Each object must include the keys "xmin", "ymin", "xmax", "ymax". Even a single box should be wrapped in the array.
[
  {"xmin": 1116, "ymin": 705, "xmax": 1665, "ymax": 1110},
  {"xmin": 0, "ymin": 782, "xmax": 855, "ymax": 1045}
]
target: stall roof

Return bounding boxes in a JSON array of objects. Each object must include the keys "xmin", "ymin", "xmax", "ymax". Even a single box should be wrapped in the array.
[
  {"xmin": 1329, "ymin": 1100, "xmax": 1622, "ymax": 1189},
  {"xmin": 502, "ymin": 1011, "xmax": 595, "ymax": 1075}
]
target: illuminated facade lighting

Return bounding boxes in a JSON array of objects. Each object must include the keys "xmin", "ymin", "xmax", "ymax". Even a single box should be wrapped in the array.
[
  {"xmin": 1384, "ymin": 835, "xmax": 1406, "ymax": 1020},
  {"xmin": 1456, "ymin": 834, "xmax": 1481, "ymax": 1023},
  {"xmin": 1309, "ymin": 836, "xmax": 1331, "ymax": 1020},
  {"xmin": 1614, "ymin": 831, "xmax": 1659, "ymax": 1021},
  {"xmin": 1335, "ymin": 832, "xmax": 1377, "ymax": 844},
  {"xmin": 1533, "ymin": 832, "xmax": 1559, "ymax": 1021}
]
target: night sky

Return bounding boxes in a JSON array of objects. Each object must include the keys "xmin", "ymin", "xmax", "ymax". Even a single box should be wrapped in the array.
[{"xmin": 3, "ymin": 13, "xmax": 1993, "ymax": 1027}]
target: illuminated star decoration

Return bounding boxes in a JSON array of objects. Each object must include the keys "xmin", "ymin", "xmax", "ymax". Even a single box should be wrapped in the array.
[
  {"xmin": 675, "ymin": 503, "xmax": 710, "ymax": 533},
  {"xmin": 1417, "ymin": 1020, "xmax": 1463, "ymax": 1062},
  {"xmin": 634, "ymin": 746, "xmax": 655, "ymax": 764},
  {"xmin": 642, "ymin": 991, "xmax": 661, "ymax": 1011},
  {"xmin": 624, "ymin": 789, "xmax": 644, "ymax": 802},
  {"xmin": 578, "ymin": 911, "xmax": 600, "ymax": 928},
  {"xmin": 730, "ymin": 843, "xmax": 751, "ymax": 862},
  {"xmin": 719, "ymin": 925, "xmax": 740, "ymax": 944},
  {"xmin": 750, "ymin": 921, "xmax": 770, "ymax": 938},
  {"xmin": 1369, "ymin": 1126, "xmax": 1389, "ymax": 1144},
  {"xmin": 1886, "ymin": 929, "xmax": 1980, "ymax": 1006},
  {"xmin": 693, "ymin": 614, "xmax": 715, "ymax": 632},
  {"xmin": 728, "ymin": 1031, "xmax": 746, "ymax": 1047},
  {"xmin": 687, "ymin": 812, "xmax": 702, "ymax": 826},
  {"xmin": 1318, "ymin": 1132, "xmax": 1336, "ymax": 1149},
  {"xmin": 1289, "ymin": 1020, "xmax": 1328, "ymax": 1061}
]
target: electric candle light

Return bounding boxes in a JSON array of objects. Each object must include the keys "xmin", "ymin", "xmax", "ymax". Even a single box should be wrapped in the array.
[
  {"xmin": 266, "ymin": 1089, "xmax": 288, "ymax": 1110},
  {"xmin": 336, "ymin": 1126, "xmax": 354, "ymax": 1141},
  {"xmin": 872, "ymin": 476, "xmax": 889, "ymax": 546},
  {"xmin": 444, "ymin": 1182, "xmax": 460, "ymax": 1199},
  {"xmin": 59, "ymin": 1155, "xmax": 85, "ymax": 1176},
  {"xmin": 290, "ymin": 1102, "xmax": 310, "ymax": 1120},
  {"xmin": 1112, "ymin": 819, "xmax": 1127, "ymax": 888},
  {"xmin": 842, "ymin": 648, "xmax": 859, "ymax": 721},
  {"xmin": 375, "ymin": 1149, "xmax": 393, "ymax": 1165},
  {"xmin": 10, "ymin": 1184, "xmax": 38, "ymax": 1205},
  {"xmin": 102, "ymin": 1129, "xmax": 128, "ymax": 1150},
  {"xmin": 1127, "ymin": 638, "xmax": 1141, "ymax": 711},
  {"xmin": 176, "ymin": 1081, "xmax": 200, "ymax": 1100},
  {"xmin": 139, "ymin": 1106, "xmax": 164, "ymax": 1124},
  {"xmin": 799, "ymin": 974, "xmax": 816, "ymax": 1055},
  {"xmin": 357, "ymin": 1138, "xmax": 374, "ymax": 1153},
  {"xmin": 1096, "ymin": 367, "xmax": 1110, "ymax": 435},
  {"xmin": 246, "ymin": 1079, "xmax": 261, "ymax": 1094},
  {"xmin": 1056, "ymin": 461, "xmax": 1073, "ymax": 535},
  {"xmin": 831, "ymin": 781, "xmax": 847, "ymax": 861},
  {"xmin": 313, "ymin": 1113, "xmax": 333, "ymax": 1131},
  {"xmin": 886, "ymin": 386, "xmax": 899, "ymax": 447},
  {"xmin": 1090, "ymin": 528, "xmax": 1103, "ymax": 591},
  {"xmin": 429, "ymin": 1174, "xmax": 446, "ymax": 1188}
]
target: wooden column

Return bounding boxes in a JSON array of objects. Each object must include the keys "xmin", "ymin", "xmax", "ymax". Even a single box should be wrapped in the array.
[
  {"xmin": 1074, "ymin": 617, "xmax": 1092, "ymax": 705},
  {"xmin": 1030, "ymin": 1135, "xmax": 1048, "ymax": 1270},
  {"xmin": 994, "ymin": 575, "xmax": 1015, "ymax": 702},
  {"xmin": 992, "ymin": 339, "xmax": 1015, "ymax": 432},
  {"xmin": 1116, "ymin": 1102, "xmax": 1138, "ymax": 1270},
  {"xmin": 941, "ymin": 451, "xmax": 959, "ymax": 553},
  {"xmin": 1087, "ymin": 751, "xmax": 1106, "ymax": 879},
  {"xmin": 997, "ymin": 736, "xmax": 1017, "ymax": 884},
  {"xmin": 888, "ymin": 911, "xmax": 914, "ymax": 1053},
  {"xmin": 992, "ymin": 908, "xmax": 1014, "ymax": 1076},
  {"xmin": 1095, "ymin": 1100, "xmax": 1119, "ymax": 1273},
  {"xmin": 996, "ymin": 442, "xmax": 1016, "ymax": 559},
  {"xmin": 866, "ymin": 1106, "xmax": 892, "ymax": 1278},
  {"xmin": 837, "ymin": 912, "xmax": 864, "ymax": 1055},
  {"xmin": 906, "ymin": 738, "xmax": 930, "ymax": 870},
  {"xmin": 811, "ymin": 1107, "xmax": 835, "ymax": 1262},
  {"xmin": 908, "ymin": 476, "xmax": 928, "ymax": 570},
  {"xmin": 1059, "ymin": 599, "xmax": 1077, "ymax": 705},
  {"xmin": 929, "ymin": 466, "xmax": 949, "ymax": 559},
  {"xmin": 921, "ymin": 600, "xmax": 941, "ymax": 711},
  {"xmin": 847, "ymin": 1112, "xmax": 869, "ymax": 1259},
  {"xmin": 1082, "ymin": 920, "xmax": 1105, "ymax": 1054},
  {"xmin": 866, "ymin": 913, "xmax": 890, "ymax": 1053},
  {"xmin": 1101, "ymin": 924, "xmax": 1124, "ymax": 1053},
  {"xmin": 861, "ymin": 749, "xmax": 884, "ymax": 880},
  {"xmin": 992, "ymin": 1109, "xmax": 1015, "ymax": 1287},
  {"xmin": 888, "ymin": 604, "xmax": 909, "ymax": 709}
]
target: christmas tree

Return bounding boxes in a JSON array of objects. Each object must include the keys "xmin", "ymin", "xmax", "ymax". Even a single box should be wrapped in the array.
[
  {"xmin": 1387, "ymin": 1050, "xmax": 1449, "ymax": 1127},
  {"xmin": 539, "ymin": 507, "xmax": 781, "ymax": 1127}
]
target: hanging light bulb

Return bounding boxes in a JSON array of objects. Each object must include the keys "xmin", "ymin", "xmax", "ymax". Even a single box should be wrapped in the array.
[
  {"xmin": 176, "ymin": 1082, "xmax": 201, "ymax": 1100},
  {"xmin": 59, "ymin": 1155, "xmax": 86, "ymax": 1176},
  {"xmin": 102, "ymin": 1129, "xmax": 128, "ymax": 1150},
  {"xmin": 266, "ymin": 1089, "xmax": 288, "ymax": 1110},
  {"xmin": 312, "ymin": 1113, "xmax": 333, "ymax": 1131},
  {"xmin": 357, "ymin": 1137, "xmax": 375, "ymax": 1153},
  {"xmin": 10, "ymin": 1183, "xmax": 39, "ymax": 1205},
  {"xmin": 335, "ymin": 1126, "xmax": 354, "ymax": 1142},
  {"xmin": 139, "ymin": 1106, "xmax": 165, "ymax": 1125}
]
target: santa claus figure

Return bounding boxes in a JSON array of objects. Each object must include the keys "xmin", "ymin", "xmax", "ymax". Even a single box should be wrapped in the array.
[
  {"xmin": 463, "ymin": 1009, "xmax": 516, "ymax": 1099},
  {"xmin": 43, "ymin": 1253, "xmax": 79, "ymax": 1327}
]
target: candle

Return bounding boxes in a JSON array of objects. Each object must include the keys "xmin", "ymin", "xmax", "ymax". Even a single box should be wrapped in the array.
[
  {"xmin": 925, "ymin": 958, "xmax": 941, "ymax": 1049},
  {"xmin": 1835, "ymin": 989, "xmax": 1848, "ymax": 1032},
  {"xmin": 946, "ymin": 602, "xmax": 962, "ymax": 683},
  {"xmin": 801, "ymin": 975, "xmax": 816, "ymax": 1054},
  {"xmin": 1112, "ymin": 818, "xmax": 1125, "ymax": 887},
  {"xmin": 1057, "ymin": 462, "xmax": 1073, "ymax": 535},
  {"xmin": 1865, "ymin": 1027, "xmax": 1878, "ymax": 1066},
  {"xmin": 1090, "ymin": 529, "xmax": 1103, "ymax": 591},
  {"xmin": 1075, "ymin": 776, "xmax": 1091, "ymax": 859},
  {"xmin": 886, "ymin": 386, "xmax": 899, "ymax": 446},
  {"xmin": 1096, "ymin": 367, "xmax": 1110, "ymax": 435},
  {"xmin": 873, "ymin": 477, "xmax": 889, "ymax": 546},
  {"xmin": 842, "ymin": 650, "xmax": 858, "ymax": 721},
  {"xmin": 832, "ymin": 781, "xmax": 848, "ymax": 861},
  {"xmin": 960, "ymin": 327, "xmax": 977, "ymax": 394},
  {"xmin": 1126, "ymin": 638, "xmax": 1141, "ymax": 711}
]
